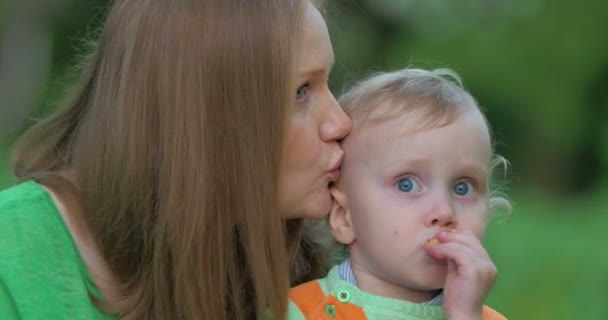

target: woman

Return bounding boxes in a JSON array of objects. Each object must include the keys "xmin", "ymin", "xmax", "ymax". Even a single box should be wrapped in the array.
[{"xmin": 0, "ymin": 0, "xmax": 351, "ymax": 319}]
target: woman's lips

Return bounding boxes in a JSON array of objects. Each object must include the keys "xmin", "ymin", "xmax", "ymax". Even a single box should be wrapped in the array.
[{"xmin": 327, "ymin": 153, "xmax": 344, "ymax": 181}]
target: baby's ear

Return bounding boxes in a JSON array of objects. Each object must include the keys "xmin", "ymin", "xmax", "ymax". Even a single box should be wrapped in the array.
[{"xmin": 329, "ymin": 187, "xmax": 355, "ymax": 245}]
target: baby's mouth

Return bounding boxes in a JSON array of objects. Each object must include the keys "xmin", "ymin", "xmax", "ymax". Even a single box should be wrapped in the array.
[{"xmin": 424, "ymin": 238, "xmax": 440, "ymax": 248}]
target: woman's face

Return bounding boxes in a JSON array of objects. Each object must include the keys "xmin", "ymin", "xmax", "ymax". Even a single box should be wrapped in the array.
[{"xmin": 278, "ymin": 3, "xmax": 352, "ymax": 219}]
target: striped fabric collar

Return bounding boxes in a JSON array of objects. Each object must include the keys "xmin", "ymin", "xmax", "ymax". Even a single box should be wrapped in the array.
[{"xmin": 337, "ymin": 258, "xmax": 444, "ymax": 306}]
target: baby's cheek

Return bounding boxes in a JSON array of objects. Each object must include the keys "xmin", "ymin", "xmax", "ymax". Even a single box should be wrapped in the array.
[
  {"xmin": 471, "ymin": 221, "xmax": 487, "ymax": 240},
  {"xmin": 460, "ymin": 214, "xmax": 487, "ymax": 240},
  {"xmin": 468, "ymin": 202, "xmax": 489, "ymax": 234}
]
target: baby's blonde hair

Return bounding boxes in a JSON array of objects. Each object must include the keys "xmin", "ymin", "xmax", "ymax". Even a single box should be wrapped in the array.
[{"xmin": 339, "ymin": 68, "xmax": 511, "ymax": 216}]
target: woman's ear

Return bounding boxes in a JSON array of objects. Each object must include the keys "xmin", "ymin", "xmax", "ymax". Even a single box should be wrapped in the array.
[{"xmin": 328, "ymin": 187, "xmax": 355, "ymax": 245}]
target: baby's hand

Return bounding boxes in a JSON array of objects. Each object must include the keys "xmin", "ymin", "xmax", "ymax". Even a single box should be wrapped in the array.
[{"xmin": 424, "ymin": 229, "xmax": 497, "ymax": 320}]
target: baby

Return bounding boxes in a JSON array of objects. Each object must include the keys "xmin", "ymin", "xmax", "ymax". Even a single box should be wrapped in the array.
[{"xmin": 288, "ymin": 68, "xmax": 510, "ymax": 320}]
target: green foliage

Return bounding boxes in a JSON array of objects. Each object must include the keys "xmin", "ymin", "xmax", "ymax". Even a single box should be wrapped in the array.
[
  {"xmin": 485, "ymin": 196, "xmax": 608, "ymax": 319},
  {"xmin": 329, "ymin": 0, "xmax": 608, "ymax": 196}
]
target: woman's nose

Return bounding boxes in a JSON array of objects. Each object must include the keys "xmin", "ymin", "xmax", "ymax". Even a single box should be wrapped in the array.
[{"xmin": 320, "ymin": 93, "xmax": 352, "ymax": 142}]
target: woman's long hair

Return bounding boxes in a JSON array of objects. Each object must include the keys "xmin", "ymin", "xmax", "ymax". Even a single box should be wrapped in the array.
[{"xmin": 11, "ymin": 0, "xmax": 306, "ymax": 318}]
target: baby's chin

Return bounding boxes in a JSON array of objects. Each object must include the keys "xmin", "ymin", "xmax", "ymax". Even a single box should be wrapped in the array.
[
  {"xmin": 401, "ymin": 262, "xmax": 447, "ymax": 291},
  {"xmin": 385, "ymin": 278, "xmax": 444, "ymax": 303},
  {"xmin": 402, "ymin": 279, "xmax": 444, "ymax": 295}
]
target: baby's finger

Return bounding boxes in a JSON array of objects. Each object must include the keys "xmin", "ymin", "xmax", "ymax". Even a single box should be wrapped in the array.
[
  {"xmin": 428, "ymin": 242, "xmax": 497, "ymax": 283},
  {"xmin": 435, "ymin": 229, "xmax": 488, "ymax": 258},
  {"xmin": 426, "ymin": 241, "xmax": 473, "ymax": 264}
]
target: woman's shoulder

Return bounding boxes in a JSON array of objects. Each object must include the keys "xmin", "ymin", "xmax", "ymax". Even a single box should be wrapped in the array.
[
  {"xmin": 0, "ymin": 180, "xmax": 66, "ymax": 251},
  {"xmin": 0, "ymin": 181, "xmax": 114, "ymax": 319},
  {"xmin": 0, "ymin": 180, "xmax": 52, "ymax": 213},
  {"xmin": 0, "ymin": 180, "xmax": 78, "ymax": 269},
  {"xmin": 0, "ymin": 180, "xmax": 74, "ymax": 274}
]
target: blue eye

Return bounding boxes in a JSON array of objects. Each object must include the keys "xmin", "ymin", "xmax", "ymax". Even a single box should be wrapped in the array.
[
  {"xmin": 295, "ymin": 84, "xmax": 309, "ymax": 102},
  {"xmin": 453, "ymin": 181, "xmax": 473, "ymax": 196},
  {"xmin": 397, "ymin": 177, "xmax": 421, "ymax": 193}
]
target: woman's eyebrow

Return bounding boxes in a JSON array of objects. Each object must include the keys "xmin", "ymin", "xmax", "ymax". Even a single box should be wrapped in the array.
[{"xmin": 297, "ymin": 58, "xmax": 335, "ymax": 79}]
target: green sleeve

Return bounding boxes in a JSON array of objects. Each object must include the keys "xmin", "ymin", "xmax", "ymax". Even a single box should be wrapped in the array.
[{"xmin": 0, "ymin": 280, "xmax": 20, "ymax": 319}]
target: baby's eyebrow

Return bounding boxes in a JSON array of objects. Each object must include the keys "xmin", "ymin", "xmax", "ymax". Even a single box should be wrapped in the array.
[
  {"xmin": 378, "ymin": 158, "xmax": 430, "ymax": 174},
  {"xmin": 458, "ymin": 165, "xmax": 490, "ymax": 181}
]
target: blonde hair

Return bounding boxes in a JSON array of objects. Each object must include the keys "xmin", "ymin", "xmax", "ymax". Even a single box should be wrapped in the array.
[
  {"xmin": 11, "ymin": 0, "xmax": 309, "ymax": 319},
  {"xmin": 339, "ymin": 68, "xmax": 511, "ymax": 215}
]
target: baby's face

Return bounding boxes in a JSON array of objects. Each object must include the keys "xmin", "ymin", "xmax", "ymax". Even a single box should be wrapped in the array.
[{"xmin": 338, "ymin": 106, "xmax": 492, "ymax": 296}]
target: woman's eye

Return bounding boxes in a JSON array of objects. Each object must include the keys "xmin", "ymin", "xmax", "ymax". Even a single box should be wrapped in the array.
[
  {"xmin": 396, "ymin": 177, "xmax": 421, "ymax": 193},
  {"xmin": 453, "ymin": 181, "xmax": 474, "ymax": 196},
  {"xmin": 295, "ymin": 84, "xmax": 309, "ymax": 102}
]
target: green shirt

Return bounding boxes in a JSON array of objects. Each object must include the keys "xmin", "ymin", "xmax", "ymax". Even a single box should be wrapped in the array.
[{"xmin": 0, "ymin": 181, "xmax": 116, "ymax": 319}]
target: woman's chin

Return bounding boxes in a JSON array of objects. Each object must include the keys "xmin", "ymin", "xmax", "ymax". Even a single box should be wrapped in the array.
[
  {"xmin": 281, "ymin": 189, "xmax": 332, "ymax": 219},
  {"xmin": 302, "ymin": 190, "xmax": 333, "ymax": 219}
]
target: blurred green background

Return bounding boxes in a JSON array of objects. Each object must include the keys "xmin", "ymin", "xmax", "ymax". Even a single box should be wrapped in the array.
[{"xmin": 1, "ymin": 0, "xmax": 606, "ymax": 318}]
